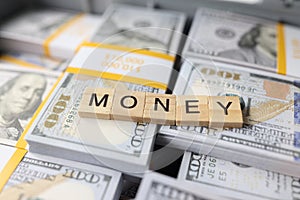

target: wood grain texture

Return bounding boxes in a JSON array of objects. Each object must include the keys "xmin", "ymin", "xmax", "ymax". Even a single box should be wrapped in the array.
[
  {"xmin": 78, "ymin": 87, "xmax": 115, "ymax": 119},
  {"xmin": 208, "ymin": 96, "xmax": 243, "ymax": 128},
  {"xmin": 176, "ymin": 95, "xmax": 209, "ymax": 126},
  {"xmin": 111, "ymin": 90, "xmax": 146, "ymax": 121},
  {"xmin": 143, "ymin": 93, "xmax": 176, "ymax": 125}
]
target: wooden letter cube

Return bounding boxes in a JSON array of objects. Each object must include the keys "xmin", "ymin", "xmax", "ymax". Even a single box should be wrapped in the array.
[
  {"xmin": 176, "ymin": 95, "xmax": 209, "ymax": 126},
  {"xmin": 208, "ymin": 96, "xmax": 243, "ymax": 128},
  {"xmin": 143, "ymin": 93, "xmax": 176, "ymax": 125},
  {"xmin": 111, "ymin": 90, "xmax": 146, "ymax": 122},
  {"xmin": 78, "ymin": 87, "xmax": 115, "ymax": 120}
]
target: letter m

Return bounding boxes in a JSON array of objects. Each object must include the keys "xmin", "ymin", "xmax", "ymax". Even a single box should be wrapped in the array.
[{"xmin": 89, "ymin": 93, "xmax": 109, "ymax": 107}]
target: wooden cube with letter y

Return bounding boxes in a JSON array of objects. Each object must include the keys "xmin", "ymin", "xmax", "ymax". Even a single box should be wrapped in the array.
[{"xmin": 208, "ymin": 96, "xmax": 243, "ymax": 128}]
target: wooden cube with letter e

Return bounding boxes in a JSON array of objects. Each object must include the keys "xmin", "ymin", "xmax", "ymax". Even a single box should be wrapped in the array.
[{"xmin": 176, "ymin": 95, "xmax": 209, "ymax": 126}]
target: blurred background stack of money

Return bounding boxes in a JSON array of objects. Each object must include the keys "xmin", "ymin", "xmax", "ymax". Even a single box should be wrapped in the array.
[{"xmin": 0, "ymin": 0, "xmax": 300, "ymax": 199}]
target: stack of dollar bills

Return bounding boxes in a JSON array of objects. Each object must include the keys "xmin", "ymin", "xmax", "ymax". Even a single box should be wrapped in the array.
[
  {"xmin": 91, "ymin": 4, "xmax": 186, "ymax": 55},
  {"xmin": 14, "ymin": 4, "xmax": 185, "ymax": 177},
  {"xmin": 135, "ymin": 172, "xmax": 225, "ymax": 200},
  {"xmin": 0, "ymin": 51, "xmax": 67, "ymax": 71},
  {"xmin": 0, "ymin": 62, "xmax": 60, "ymax": 146},
  {"xmin": 182, "ymin": 8, "xmax": 300, "ymax": 78},
  {"xmin": 0, "ymin": 3, "xmax": 300, "ymax": 200},
  {"xmin": 0, "ymin": 8, "xmax": 103, "ymax": 59},
  {"xmin": 158, "ymin": 58, "xmax": 300, "ymax": 177},
  {"xmin": 0, "ymin": 145, "xmax": 122, "ymax": 200},
  {"xmin": 177, "ymin": 151, "xmax": 300, "ymax": 200},
  {"xmin": 157, "ymin": 7, "xmax": 300, "ymax": 179}
]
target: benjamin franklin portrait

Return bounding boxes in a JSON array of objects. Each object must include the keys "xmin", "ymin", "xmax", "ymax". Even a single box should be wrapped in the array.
[
  {"xmin": 218, "ymin": 24, "xmax": 277, "ymax": 68},
  {"xmin": 0, "ymin": 73, "xmax": 46, "ymax": 141}
]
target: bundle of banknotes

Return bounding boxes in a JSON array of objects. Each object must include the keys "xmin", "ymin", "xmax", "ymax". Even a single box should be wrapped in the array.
[
  {"xmin": 0, "ymin": 3, "xmax": 300, "ymax": 200},
  {"xmin": 0, "ymin": 8, "xmax": 103, "ymax": 59},
  {"xmin": 158, "ymin": 58, "xmax": 300, "ymax": 176},
  {"xmin": 182, "ymin": 8, "xmax": 300, "ymax": 78}
]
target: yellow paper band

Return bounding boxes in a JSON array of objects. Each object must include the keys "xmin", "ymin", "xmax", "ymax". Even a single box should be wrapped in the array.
[
  {"xmin": 0, "ymin": 148, "xmax": 27, "ymax": 192},
  {"xmin": 66, "ymin": 67, "xmax": 167, "ymax": 90},
  {"xmin": 81, "ymin": 42, "xmax": 175, "ymax": 62},
  {"xmin": 43, "ymin": 14, "xmax": 84, "ymax": 57},
  {"xmin": 277, "ymin": 23, "xmax": 286, "ymax": 75},
  {"xmin": 0, "ymin": 55, "xmax": 44, "ymax": 69},
  {"xmin": 16, "ymin": 73, "xmax": 64, "ymax": 149}
]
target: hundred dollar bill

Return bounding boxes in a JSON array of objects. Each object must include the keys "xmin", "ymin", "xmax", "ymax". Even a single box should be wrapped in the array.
[
  {"xmin": 179, "ymin": 151, "xmax": 300, "ymax": 200},
  {"xmin": 0, "ymin": 51, "xmax": 67, "ymax": 71},
  {"xmin": 91, "ymin": 4, "xmax": 186, "ymax": 55},
  {"xmin": 0, "ymin": 153, "xmax": 122, "ymax": 200},
  {"xmin": 23, "ymin": 43, "xmax": 175, "ymax": 175},
  {"xmin": 135, "ymin": 172, "xmax": 224, "ymax": 200},
  {"xmin": 0, "ymin": 63, "xmax": 60, "ymax": 147},
  {"xmin": 158, "ymin": 58, "xmax": 300, "ymax": 177},
  {"xmin": 183, "ymin": 8, "xmax": 300, "ymax": 78},
  {"xmin": 0, "ymin": 8, "xmax": 103, "ymax": 59}
]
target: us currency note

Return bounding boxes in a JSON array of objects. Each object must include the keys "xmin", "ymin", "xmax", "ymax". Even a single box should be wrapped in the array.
[
  {"xmin": 0, "ymin": 9, "xmax": 103, "ymax": 59},
  {"xmin": 183, "ymin": 8, "xmax": 293, "ymax": 75},
  {"xmin": 179, "ymin": 151, "xmax": 300, "ymax": 200},
  {"xmin": 0, "ymin": 153, "xmax": 122, "ymax": 200},
  {"xmin": 0, "ymin": 63, "xmax": 60, "ymax": 147},
  {"xmin": 24, "ymin": 44, "xmax": 174, "ymax": 175},
  {"xmin": 135, "ymin": 172, "xmax": 224, "ymax": 200},
  {"xmin": 25, "ymin": 72, "xmax": 158, "ymax": 173},
  {"xmin": 0, "ymin": 9, "xmax": 74, "ymax": 40},
  {"xmin": 91, "ymin": 4, "xmax": 186, "ymax": 55},
  {"xmin": 158, "ymin": 59, "xmax": 300, "ymax": 177},
  {"xmin": 0, "ymin": 51, "xmax": 67, "ymax": 71}
]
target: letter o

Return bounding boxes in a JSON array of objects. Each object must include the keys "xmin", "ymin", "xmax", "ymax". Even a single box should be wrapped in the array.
[{"xmin": 120, "ymin": 95, "xmax": 137, "ymax": 109}]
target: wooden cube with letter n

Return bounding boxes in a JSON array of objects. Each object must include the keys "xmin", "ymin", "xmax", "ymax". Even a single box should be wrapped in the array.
[
  {"xmin": 208, "ymin": 96, "xmax": 243, "ymax": 128},
  {"xmin": 176, "ymin": 95, "xmax": 209, "ymax": 126},
  {"xmin": 78, "ymin": 87, "xmax": 115, "ymax": 119},
  {"xmin": 143, "ymin": 93, "xmax": 176, "ymax": 125}
]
